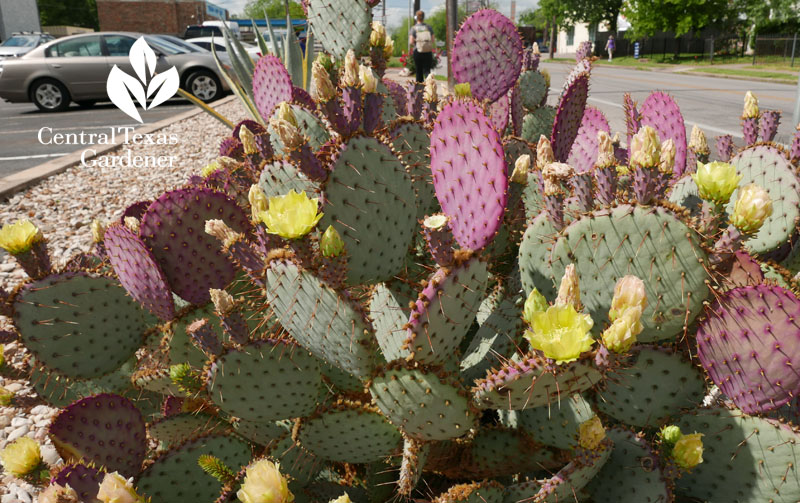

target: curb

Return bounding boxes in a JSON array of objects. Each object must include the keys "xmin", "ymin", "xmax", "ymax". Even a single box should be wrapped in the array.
[
  {"xmin": 680, "ymin": 70, "xmax": 797, "ymax": 85},
  {"xmin": 0, "ymin": 95, "xmax": 236, "ymax": 200}
]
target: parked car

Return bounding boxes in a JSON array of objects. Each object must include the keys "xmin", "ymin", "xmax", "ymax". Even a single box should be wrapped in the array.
[
  {"xmin": 0, "ymin": 33, "xmax": 54, "ymax": 62},
  {"xmin": 202, "ymin": 20, "xmax": 240, "ymax": 40},
  {"xmin": 0, "ymin": 32, "xmax": 230, "ymax": 112},
  {"xmin": 186, "ymin": 36, "xmax": 260, "ymax": 60},
  {"xmin": 183, "ymin": 25, "xmax": 223, "ymax": 40}
]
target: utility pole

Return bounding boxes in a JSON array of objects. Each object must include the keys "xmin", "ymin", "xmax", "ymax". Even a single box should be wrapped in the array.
[
  {"xmin": 549, "ymin": 15, "xmax": 556, "ymax": 59},
  {"xmin": 446, "ymin": 0, "xmax": 457, "ymax": 89}
]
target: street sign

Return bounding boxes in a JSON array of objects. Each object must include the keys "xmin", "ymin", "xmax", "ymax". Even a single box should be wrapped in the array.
[{"xmin": 634, "ymin": 42, "xmax": 640, "ymax": 59}]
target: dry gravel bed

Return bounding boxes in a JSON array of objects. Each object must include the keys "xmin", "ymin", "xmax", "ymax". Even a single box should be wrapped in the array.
[{"xmin": 0, "ymin": 99, "xmax": 248, "ymax": 502}]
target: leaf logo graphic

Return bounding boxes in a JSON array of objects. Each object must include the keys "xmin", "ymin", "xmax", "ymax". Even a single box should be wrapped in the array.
[{"xmin": 106, "ymin": 37, "xmax": 179, "ymax": 123}]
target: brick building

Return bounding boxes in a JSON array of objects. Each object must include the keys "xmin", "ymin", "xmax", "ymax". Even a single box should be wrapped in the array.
[{"xmin": 97, "ymin": 0, "xmax": 227, "ymax": 35}]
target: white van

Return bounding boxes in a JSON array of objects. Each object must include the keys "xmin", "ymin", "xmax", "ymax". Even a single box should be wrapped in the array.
[{"xmin": 203, "ymin": 21, "xmax": 241, "ymax": 40}]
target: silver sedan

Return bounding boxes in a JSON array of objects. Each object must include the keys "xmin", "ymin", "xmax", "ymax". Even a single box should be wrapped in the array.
[{"xmin": 0, "ymin": 32, "xmax": 230, "ymax": 112}]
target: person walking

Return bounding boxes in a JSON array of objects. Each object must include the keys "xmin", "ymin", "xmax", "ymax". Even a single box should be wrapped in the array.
[
  {"xmin": 605, "ymin": 35, "xmax": 616, "ymax": 62},
  {"xmin": 409, "ymin": 11, "xmax": 435, "ymax": 83}
]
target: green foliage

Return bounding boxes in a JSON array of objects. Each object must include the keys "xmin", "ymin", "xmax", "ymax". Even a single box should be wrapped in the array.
[
  {"xmin": 37, "ymin": 0, "xmax": 99, "ymax": 30},
  {"xmin": 243, "ymin": 0, "xmax": 306, "ymax": 20},
  {"xmin": 391, "ymin": 7, "xmax": 467, "ymax": 57},
  {"xmin": 517, "ymin": 9, "xmax": 546, "ymax": 28},
  {"xmin": 622, "ymin": 0, "xmax": 731, "ymax": 38}
]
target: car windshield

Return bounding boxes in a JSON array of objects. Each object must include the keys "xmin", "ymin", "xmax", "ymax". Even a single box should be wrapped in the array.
[
  {"xmin": 143, "ymin": 35, "xmax": 188, "ymax": 55},
  {"xmin": 155, "ymin": 35, "xmax": 205, "ymax": 52},
  {"xmin": 1, "ymin": 35, "xmax": 37, "ymax": 47}
]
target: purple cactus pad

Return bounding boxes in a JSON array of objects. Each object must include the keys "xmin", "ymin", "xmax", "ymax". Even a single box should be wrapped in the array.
[
  {"xmin": 451, "ymin": 9, "xmax": 523, "ymax": 102},
  {"xmin": 758, "ymin": 109, "xmax": 781, "ymax": 142},
  {"xmin": 551, "ymin": 66, "xmax": 590, "ymax": 162},
  {"xmin": 488, "ymin": 93, "xmax": 510, "ymax": 133},
  {"xmin": 104, "ymin": 223, "xmax": 175, "ymax": 321},
  {"xmin": 232, "ymin": 119, "xmax": 266, "ymax": 138},
  {"xmin": 742, "ymin": 117, "xmax": 758, "ymax": 146},
  {"xmin": 51, "ymin": 463, "xmax": 105, "ymax": 503},
  {"xmin": 715, "ymin": 134, "xmax": 734, "ymax": 162},
  {"xmin": 291, "ymin": 86, "xmax": 315, "ymax": 109},
  {"xmin": 383, "ymin": 78, "xmax": 408, "ymax": 116},
  {"xmin": 697, "ymin": 284, "xmax": 800, "ymax": 414},
  {"xmin": 791, "ymin": 130, "xmax": 800, "ymax": 164},
  {"xmin": 639, "ymin": 91, "xmax": 687, "ymax": 176},
  {"xmin": 252, "ymin": 55, "xmax": 293, "ymax": 121},
  {"xmin": 219, "ymin": 137, "xmax": 244, "ymax": 158},
  {"xmin": 623, "ymin": 93, "xmax": 640, "ymax": 149},
  {"xmin": 120, "ymin": 200, "xmax": 151, "ymax": 224},
  {"xmin": 430, "ymin": 100, "xmax": 508, "ymax": 250},
  {"xmin": 567, "ymin": 106, "xmax": 610, "ymax": 173},
  {"xmin": 510, "ymin": 83, "xmax": 523, "ymax": 136},
  {"xmin": 49, "ymin": 393, "xmax": 147, "ymax": 476}
]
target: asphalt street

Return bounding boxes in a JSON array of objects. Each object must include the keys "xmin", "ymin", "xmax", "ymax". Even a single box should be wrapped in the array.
[
  {"xmin": 0, "ymin": 98, "xmax": 195, "ymax": 176},
  {"xmin": 541, "ymin": 61, "xmax": 799, "ymax": 147}
]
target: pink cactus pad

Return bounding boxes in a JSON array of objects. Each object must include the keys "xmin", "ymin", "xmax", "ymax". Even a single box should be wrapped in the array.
[
  {"xmin": 488, "ymin": 92, "xmax": 510, "ymax": 132},
  {"xmin": 252, "ymin": 55, "xmax": 293, "ymax": 121},
  {"xmin": 551, "ymin": 65, "xmax": 590, "ymax": 162},
  {"xmin": 639, "ymin": 91, "xmax": 687, "ymax": 176},
  {"xmin": 567, "ymin": 106, "xmax": 610, "ymax": 173}
]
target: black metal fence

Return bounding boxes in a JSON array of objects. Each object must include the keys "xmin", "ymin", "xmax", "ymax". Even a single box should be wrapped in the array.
[{"xmin": 752, "ymin": 34, "xmax": 798, "ymax": 66}]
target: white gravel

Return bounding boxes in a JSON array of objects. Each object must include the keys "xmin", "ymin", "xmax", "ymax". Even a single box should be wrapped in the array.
[{"xmin": 0, "ymin": 99, "xmax": 247, "ymax": 500}]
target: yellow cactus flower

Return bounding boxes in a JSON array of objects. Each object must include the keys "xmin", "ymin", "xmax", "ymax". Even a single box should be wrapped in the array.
[
  {"xmin": 524, "ymin": 304, "xmax": 595, "ymax": 364},
  {"xmin": 0, "ymin": 437, "xmax": 42, "ymax": 477},
  {"xmin": 523, "ymin": 288, "xmax": 549, "ymax": 326},
  {"xmin": 742, "ymin": 91, "xmax": 759, "ymax": 119},
  {"xmin": 555, "ymin": 264, "xmax": 581, "ymax": 309},
  {"xmin": 511, "ymin": 154, "xmax": 530, "ymax": 184},
  {"xmin": 659, "ymin": 424, "xmax": 682, "ymax": 444},
  {"xmin": 329, "ymin": 494, "xmax": 352, "ymax": 503},
  {"xmin": 39, "ymin": 483, "xmax": 78, "ymax": 503},
  {"xmin": 96, "ymin": 471, "xmax": 144, "ymax": 503},
  {"xmin": 201, "ymin": 161, "xmax": 220, "ymax": 178},
  {"xmin": 359, "ymin": 65, "xmax": 378, "ymax": 93},
  {"xmin": 423, "ymin": 214, "xmax": 448, "ymax": 230},
  {"xmin": 343, "ymin": 50, "xmax": 359, "ymax": 88},
  {"xmin": 672, "ymin": 433, "xmax": 704, "ymax": 469},
  {"xmin": 688, "ymin": 125, "xmax": 709, "ymax": 155},
  {"xmin": 0, "ymin": 220, "xmax": 42, "ymax": 255},
  {"xmin": 630, "ymin": 126, "xmax": 661, "ymax": 168},
  {"xmin": 578, "ymin": 416, "xmax": 606, "ymax": 450},
  {"xmin": 453, "ymin": 82, "xmax": 471, "ymax": 98},
  {"xmin": 383, "ymin": 35, "xmax": 394, "ymax": 59},
  {"xmin": 237, "ymin": 459, "xmax": 294, "ymax": 503},
  {"xmin": 369, "ymin": 21, "xmax": 386, "ymax": 47},
  {"xmin": 601, "ymin": 306, "xmax": 643, "ymax": 353},
  {"xmin": 609, "ymin": 275, "xmax": 647, "ymax": 321},
  {"xmin": 258, "ymin": 190, "xmax": 323, "ymax": 240},
  {"xmin": 91, "ymin": 219, "xmax": 106, "ymax": 244},
  {"xmin": 731, "ymin": 184, "xmax": 772, "ymax": 234},
  {"xmin": 0, "ymin": 385, "xmax": 13, "ymax": 406},
  {"xmin": 659, "ymin": 139, "xmax": 676, "ymax": 175},
  {"xmin": 691, "ymin": 161, "xmax": 742, "ymax": 205},
  {"xmin": 311, "ymin": 61, "xmax": 336, "ymax": 102},
  {"xmin": 595, "ymin": 131, "xmax": 615, "ymax": 169},
  {"xmin": 248, "ymin": 185, "xmax": 269, "ymax": 222},
  {"xmin": 320, "ymin": 225, "xmax": 345, "ymax": 258}
]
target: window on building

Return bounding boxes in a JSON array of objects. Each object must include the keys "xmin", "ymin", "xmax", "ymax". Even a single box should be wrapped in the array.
[{"xmin": 566, "ymin": 26, "xmax": 575, "ymax": 46}]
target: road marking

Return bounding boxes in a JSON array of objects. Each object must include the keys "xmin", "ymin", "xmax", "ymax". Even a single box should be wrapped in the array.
[
  {"xmin": 0, "ymin": 124, "xmax": 140, "ymax": 135},
  {"xmin": 0, "ymin": 153, "xmax": 71, "ymax": 161}
]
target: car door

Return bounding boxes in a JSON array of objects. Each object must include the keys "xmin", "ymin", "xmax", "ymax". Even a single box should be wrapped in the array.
[{"xmin": 44, "ymin": 35, "xmax": 107, "ymax": 99}]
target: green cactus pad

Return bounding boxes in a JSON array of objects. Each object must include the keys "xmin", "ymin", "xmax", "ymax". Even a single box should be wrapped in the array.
[
  {"xmin": 518, "ymin": 70, "xmax": 548, "ymax": 110},
  {"xmin": 727, "ymin": 144, "xmax": 800, "ymax": 256},
  {"xmin": 585, "ymin": 428, "xmax": 671, "ymax": 502},
  {"xmin": 516, "ymin": 393, "xmax": 595, "ymax": 450},
  {"xmin": 232, "ymin": 418, "xmax": 289, "ymax": 447},
  {"xmin": 518, "ymin": 213, "xmax": 559, "ymax": 300},
  {"xmin": 13, "ymin": 272, "xmax": 147, "ymax": 379},
  {"xmin": 545, "ymin": 204, "xmax": 709, "ymax": 341},
  {"xmin": 387, "ymin": 120, "xmax": 438, "ymax": 219},
  {"xmin": 132, "ymin": 365, "xmax": 181, "ymax": 396},
  {"xmin": 164, "ymin": 303, "xmax": 222, "ymax": 368},
  {"xmin": 138, "ymin": 434, "xmax": 251, "ymax": 502},
  {"xmin": 147, "ymin": 413, "xmax": 228, "ymax": 450},
  {"xmin": 370, "ymin": 281, "xmax": 416, "ymax": 362},
  {"xmin": 268, "ymin": 434, "xmax": 322, "ymax": 486},
  {"xmin": 30, "ymin": 356, "xmax": 136, "ymax": 407},
  {"xmin": 435, "ymin": 481, "xmax": 504, "ymax": 503},
  {"xmin": 307, "ymin": 0, "xmax": 371, "ymax": 58},
  {"xmin": 206, "ymin": 339, "xmax": 323, "ymax": 422},
  {"xmin": 266, "ymin": 258, "xmax": 378, "ymax": 377},
  {"xmin": 405, "ymin": 255, "xmax": 489, "ymax": 365},
  {"xmin": 503, "ymin": 137, "xmax": 534, "ymax": 176},
  {"xmin": 369, "ymin": 361, "xmax": 478, "ymax": 441},
  {"xmin": 596, "ymin": 345, "xmax": 705, "ymax": 428},
  {"xmin": 258, "ymin": 159, "xmax": 321, "ymax": 200},
  {"xmin": 319, "ymin": 361, "xmax": 363, "ymax": 393},
  {"xmin": 521, "ymin": 106, "xmax": 556, "ymax": 143},
  {"xmin": 676, "ymin": 407, "xmax": 800, "ymax": 503},
  {"xmin": 294, "ymin": 399, "xmax": 402, "ymax": 463},
  {"xmin": 268, "ymin": 104, "xmax": 330, "ymax": 156},
  {"xmin": 472, "ymin": 354, "xmax": 603, "ymax": 410},
  {"xmin": 319, "ymin": 135, "xmax": 416, "ymax": 285},
  {"xmin": 667, "ymin": 175, "xmax": 703, "ymax": 216}
]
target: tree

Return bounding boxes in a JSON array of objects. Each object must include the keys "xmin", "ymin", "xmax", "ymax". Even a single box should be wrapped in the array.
[
  {"xmin": 391, "ymin": 6, "xmax": 467, "ymax": 56},
  {"xmin": 734, "ymin": 0, "xmax": 799, "ymax": 35},
  {"xmin": 37, "ymin": 0, "xmax": 99, "ymax": 30},
  {"xmin": 622, "ymin": 0, "xmax": 731, "ymax": 38},
  {"xmin": 243, "ymin": 0, "xmax": 306, "ymax": 20},
  {"xmin": 534, "ymin": 0, "xmax": 622, "ymax": 33},
  {"xmin": 517, "ymin": 8, "xmax": 547, "ymax": 28}
]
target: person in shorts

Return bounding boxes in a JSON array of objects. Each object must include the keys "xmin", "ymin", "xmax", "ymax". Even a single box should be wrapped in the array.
[
  {"xmin": 409, "ymin": 11, "xmax": 435, "ymax": 83},
  {"xmin": 605, "ymin": 35, "xmax": 616, "ymax": 62}
]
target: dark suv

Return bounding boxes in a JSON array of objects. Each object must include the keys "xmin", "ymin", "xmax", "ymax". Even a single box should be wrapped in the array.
[{"xmin": 182, "ymin": 25, "xmax": 223, "ymax": 39}]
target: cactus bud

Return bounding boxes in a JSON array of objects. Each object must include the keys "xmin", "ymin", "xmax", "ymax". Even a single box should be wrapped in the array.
[
  {"xmin": 237, "ymin": 459, "xmax": 293, "ymax": 503},
  {"xmin": 216, "ymin": 156, "xmax": 238, "ymax": 171},
  {"xmin": 91, "ymin": 219, "xmax": 106, "ymax": 244},
  {"xmin": 595, "ymin": 131, "xmax": 615, "ymax": 169},
  {"xmin": 672, "ymin": 433, "xmax": 704, "ymax": 469},
  {"xmin": 659, "ymin": 138, "xmax": 676, "ymax": 175},
  {"xmin": 97, "ymin": 472, "xmax": 144, "ymax": 503},
  {"xmin": 270, "ymin": 118, "xmax": 304, "ymax": 151},
  {"xmin": 532, "ymin": 42, "xmax": 540, "ymax": 55},
  {"xmin": 541, "ymin": 68, "xmax": 551, "ymax": 88},
  {"xmin": 523, "ymin": 304, "xmax": 594, "ymax": 364},
  {"xmin": 731, "ymin": 183, "xmax": 772, "ymax": 233},
  {"xmin": 277, "ymin": 102, "xmax": 298, "ymax": 127},
  {"xmin": 383, "ymin": 35, "xmax": 394, "ymax": 59},
  {"xmin": 248, "ymin": 185, "xmax": 269, "ymax": 222},
  {"xmin": 320, "ymin": 225, "xmax": 345, "ymax": 257},
  {"xmin": 523, "ymin": 288, "xmax": 548, "ymax": 326},
  {"xmin": 0, "ymin": 220, "xmax": 42, "ymax": 255},
  {"xmin": 630, "ymin": 125, "xmax": 661, "ymax": 168},
  {"xmin": 536, "ymin": 135, "xmax": 555, "ymax": 169},
  {"xmin": 0, "ymin": 385, "xmax": 13, "ymax": 406},
  {"xmin": 601, "ymin": 305, "xmax": 642, "ymax": 353},
  {"xmin": 123, "ymin": 217, "xmax": 140, "ymax": 234},
  {"xmin": 205, "ymin": 219, "xmax": 244, "ymax": 248},
  {"xmin": 359, "ymin": 65, "xmax": 378, "ymax": 93},
  {"xmin": 555, "ymin": 264, "xmax": 581, "ymax": 309},
  {"xmin": 39, "ymin": 483, "xmax": 79, "ymax": 503},
  {"xmin": 453, "ymin": 82, "xmax": 471, "ymax": 98},
  {"xmin": 743, "ymin": 91, "xmax": 759, "ymax": 119},
  {"xmin": 0, "ymin": 437, "xmax": 42, "ymax": 477},
  {"xmin": 210, "ymin": 288, "xmax": 235, "ymax": 315},
  {"xmin": 258, "ymin": 190, "xmax": 323, "ymax": 240},
  {"xmin": 542, "ymin": 162, "xmax": 573, "ymax": 196},
  {"xmin": 369, "ymin": 21, "xmax": 386, "ymax": 47},
  {"xmin": 691, "ymin": 161, "xmax": 742, "ymax": 205},
  {"xmin": 511, "ymin": 154, "xmax": 530, "ymax": 184},
  {"xmin": 578, "ymin": 416, "xmax": 606, "ymax": 450},
  {"xmin": 343, "ymin": 49, "xmax": 359, "ymax": 87},
  {"xmin": 239, "ymin": 126, "xmax": 258, "ymax": 155},
  {"xmin": 609, "ymin": 275, "xmax": 647, "ymax": 321},
  {"xmin": 423, "ymin": 74, "xmax": 438, "ymax": 103},
  {"xmin": 311, "ymin": 61, "xmax": 336, "ymax": 102},
  {"xmin": 329, "ymin": 494, "xmax": 353, "ymax": 503},
  {"xmin": 688, "ymin": 125, "xmax": 709, "ymax": 155},
  {"xmin": 660, "ymin": 425, "xmax": 683, "ymax": 444}
]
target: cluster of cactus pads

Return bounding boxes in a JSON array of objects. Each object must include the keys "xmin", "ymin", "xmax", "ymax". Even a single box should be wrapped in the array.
[{"xmin": 4, "ymin": 5, "xmax": 800, "ymax": 503}]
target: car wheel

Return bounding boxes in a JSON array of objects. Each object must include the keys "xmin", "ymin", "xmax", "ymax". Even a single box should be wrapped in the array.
[
  {"xmin": 77, "ymin": 100, "xmax": 96, "ymax": 109},
  {"xmin": 31, "ymin": 79, "xmax": 70, "ymax": 112},
  {"xmin": 185, "ymin": 70, "xmax": 223, "ymax": 103}
]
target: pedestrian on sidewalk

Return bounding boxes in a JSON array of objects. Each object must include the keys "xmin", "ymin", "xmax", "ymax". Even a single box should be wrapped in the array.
[
  {"xmin": 605, "ymin": 35, "xmax": 616, "ymax": 62},
  {"xmin": 409, "ymin": 11, "xmax": 435, "ymax": 83}
]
